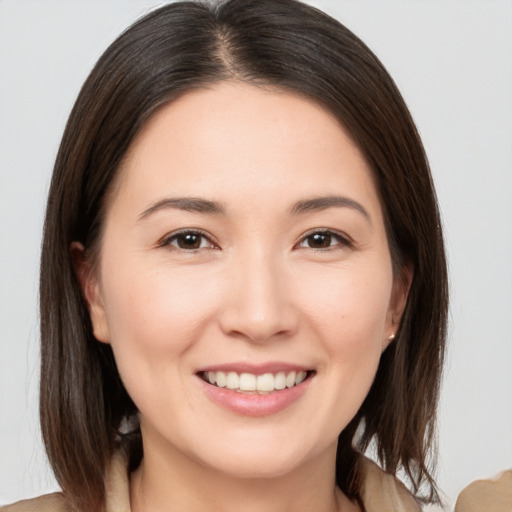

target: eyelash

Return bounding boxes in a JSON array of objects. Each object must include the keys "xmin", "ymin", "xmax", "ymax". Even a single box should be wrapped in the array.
[
  {"xmin": 159, "ymin": 228, "xmax": 353, "ymax": 252},
  {"xmin": 160, "ymin": 229, "xmax": 218, "ymax": 251},
  {"xmin": 295, "ymin": 229, "xmax": 353, "ymax": 251}
]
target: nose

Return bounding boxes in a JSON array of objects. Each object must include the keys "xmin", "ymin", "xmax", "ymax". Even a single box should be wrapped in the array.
[{"xmin": 218, "ymin": 253, "xmax": 300, "ymax": 343}]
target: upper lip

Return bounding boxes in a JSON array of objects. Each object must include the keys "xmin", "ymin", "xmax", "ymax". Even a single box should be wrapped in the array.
[{"xmin": 196, "ymin": 362, "xmax": 312, "ymax": 376}]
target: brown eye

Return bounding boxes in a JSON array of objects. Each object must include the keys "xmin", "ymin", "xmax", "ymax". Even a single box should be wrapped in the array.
[
  {"xmin": 298, "ymin": 230, "xmax": 351, "ymax": 250},
  {"xmin": 306, "ymin": 232, "xmax": 332, "ymax": 248},
  {"xmin": 164, "ymin": 231, "xmax": 215, "ymax": 251}
]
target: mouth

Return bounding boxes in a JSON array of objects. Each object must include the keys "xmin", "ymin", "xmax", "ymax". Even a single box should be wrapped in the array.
[{"xmin": 198, "ymin": 370, "xmax": 315, "ymax": 395}]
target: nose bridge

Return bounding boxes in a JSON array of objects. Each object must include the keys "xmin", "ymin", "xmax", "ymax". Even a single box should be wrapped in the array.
[{"xmin": 219, "ymin": 245, "xmax": 297, "ymax": 342}]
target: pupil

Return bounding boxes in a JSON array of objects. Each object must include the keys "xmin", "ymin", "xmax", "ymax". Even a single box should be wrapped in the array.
[
  {"xmin": 310, "ymin": 233, "xmax": 330, "ymax": 248},
  {"xmin": 179, "ymin": 233, "xmax": 200, "ymax": 249}
]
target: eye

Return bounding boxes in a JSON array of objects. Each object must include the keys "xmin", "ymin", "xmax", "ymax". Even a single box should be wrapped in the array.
[
  {"xmin": 161, "ymin": 230, "xmax": 216, "ymax": 251},
  {"xmin": 297, "ymin": 230, "xmax": 352, "ymax": 250}
]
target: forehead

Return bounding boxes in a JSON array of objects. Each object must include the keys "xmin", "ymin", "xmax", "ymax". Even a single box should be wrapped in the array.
[{"xmin": 111, "ymin": 82, "xmax": 381, "ymax": 218}]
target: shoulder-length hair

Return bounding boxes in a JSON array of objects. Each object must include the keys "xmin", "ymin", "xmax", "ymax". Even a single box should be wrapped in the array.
[{"xmin": 40, "ymin": 1, "xmax": 448, "ymax": 510}]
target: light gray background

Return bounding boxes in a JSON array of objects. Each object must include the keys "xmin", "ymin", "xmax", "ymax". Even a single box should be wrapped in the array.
[{"xmin": 1, "ymin": 1, "xmax": 511, "ymax": 509}]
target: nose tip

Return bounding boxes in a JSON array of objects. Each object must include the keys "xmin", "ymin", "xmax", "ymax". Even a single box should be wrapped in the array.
[{"xmin": 218, "ymin": 263, "xmax": 299, "ymax": 343}]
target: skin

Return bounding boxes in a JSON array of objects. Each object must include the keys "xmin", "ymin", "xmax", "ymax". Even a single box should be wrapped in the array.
[{"xmin": 76, "ymin": 82, "xmax": 410, "ymax": 512}]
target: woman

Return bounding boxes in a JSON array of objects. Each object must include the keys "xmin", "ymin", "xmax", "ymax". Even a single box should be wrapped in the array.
[{"xmin": 3, "ymin": 0, "xmax": 448, "ymax": 510}]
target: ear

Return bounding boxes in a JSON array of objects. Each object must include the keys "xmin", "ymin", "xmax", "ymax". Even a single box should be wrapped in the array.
[
  {"xmin": 70, "ymin": 242, "xmax": 111, "ymax": 343},
  {"xmin": 383, "ymin": 263, "xmax": 413, "ymax": 351}
]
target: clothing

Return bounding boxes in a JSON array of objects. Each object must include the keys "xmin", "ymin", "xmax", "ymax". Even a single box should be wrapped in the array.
[
  {"xmin": 0, "ymin": 451, "xmax": 421, "ymax": 512},
  {"xmin": 454, "ymin": 470, "xmax": 512, "ymax": 512},
  {"xmin": 4, "ymin": 459, "xmax": 512, "ymax": 512}
]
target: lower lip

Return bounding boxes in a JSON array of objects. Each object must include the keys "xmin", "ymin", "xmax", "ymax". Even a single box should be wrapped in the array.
[{"xmin": 197, "ymin": 375, "xmax": 312, "ymax": 417}]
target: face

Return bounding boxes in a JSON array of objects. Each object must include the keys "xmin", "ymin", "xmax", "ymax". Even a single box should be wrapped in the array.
[{"xmin": 80, "ymin": 82, "xmax": 408, "ymax": 480}]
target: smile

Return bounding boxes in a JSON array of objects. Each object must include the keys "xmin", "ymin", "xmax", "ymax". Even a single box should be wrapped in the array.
[
  {"xmin": 197, "ymin": 365, "xmax": 315, "ymax": 416},
  {"xmin": 200, "ymin": 370, "xmax": 309, "ymax": 394}
]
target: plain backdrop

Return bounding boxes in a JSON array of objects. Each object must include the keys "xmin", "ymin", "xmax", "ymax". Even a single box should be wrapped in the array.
[{"xmin": 1, "ymin": 0, "xmax": 511, "ymax": 509}]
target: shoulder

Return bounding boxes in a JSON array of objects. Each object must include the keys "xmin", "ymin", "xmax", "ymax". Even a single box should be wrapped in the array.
[
  {"xmin": 359, "ymin": 457, "xmax": 421, "ymax": 512},
  {"xmin": 455, "ymin": 469, "xmax": 512, "ymax": 512},
  {"xmin": 0, "ymin": 493, "xmax": 72, "ymax": 512}
]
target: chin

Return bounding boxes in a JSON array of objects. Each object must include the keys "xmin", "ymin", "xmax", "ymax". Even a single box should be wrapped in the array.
[
  {"xmin": 182, "ymin": 425, "xmax": 336, "ymax": 482},
  {"xmin": 204, "ymin": 449, "xmax": 310, "ymax": 480}
]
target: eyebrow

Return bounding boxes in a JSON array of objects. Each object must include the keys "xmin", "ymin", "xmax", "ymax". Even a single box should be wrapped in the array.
[
  {"xmin": 290, "ymin": 195, "xmax": 371, "ymax": 223},
  {"xmin": 138, "ymin": 197, "xmax": 226, "ymax": 220},
  {"xmin": 138, "ymin": 194, "xmax": 371, "ymax": 223}
]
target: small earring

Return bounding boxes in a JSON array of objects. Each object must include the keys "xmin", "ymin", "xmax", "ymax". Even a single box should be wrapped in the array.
[{"xmin": 387, "ymin": 333, "xmax": 395, "ymax": 341}]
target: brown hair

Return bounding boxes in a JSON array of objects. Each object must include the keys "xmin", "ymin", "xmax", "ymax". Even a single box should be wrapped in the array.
[{"xmin": 40, "ymin": 0, "xmax": 448, "ymax": 510}]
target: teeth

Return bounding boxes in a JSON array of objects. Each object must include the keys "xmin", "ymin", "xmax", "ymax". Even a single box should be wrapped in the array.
[
  {"xmin": 256, "ymin": 373, "xmax": 274, "ymax": 392},
  {"xmin": 226, "ymin": 371, "xmax": 239, "ymax": 390},
  {"xmin": 216, "ymin": 371, "xmax": 227, "ymax": 388},
  {"xmin": 239, "ymin": 373, "xmax": 256, "ymax": 391},
  {"xmin": 296, "ymin": 371, "xmax": 307, "ymax": 385},
  {"xmin": 274, "ymin": 372, "xmax": 286, "ymax": 390},
  {"xmin": 203, "ymin": 370, "xmax": 309, "ymax": 393}
]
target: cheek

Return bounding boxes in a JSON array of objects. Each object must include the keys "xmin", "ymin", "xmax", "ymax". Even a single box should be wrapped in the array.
[
  {"xmin": 102, "ymin": 261, "xmax": 218, "ymax": 352},
  {"xmin": 97, "ymin": 257, "xmax": 222, "ymax": 409},
  {"xmin": 297, "ymin": 260, "xmax": 393, "ymax": 346},
  {"xmin": 298, "ymin": 260, "xmax": 392, "ymax": 402},
  {"xmin": 281, "ymin": 261, "xmax": 393, "ymax": 442},
  {"xmin": 98, "ymin": 259, "xmax": 224, "ymax": 418}
]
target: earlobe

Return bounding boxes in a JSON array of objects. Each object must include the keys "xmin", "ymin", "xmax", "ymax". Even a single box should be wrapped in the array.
[
  {"xmin": 384, "ymin": 263, "xmax": 413, "ymax": 350},
  {"xmin": 70, "ymin": 242, "xmax": 111, "ymax": 343}
]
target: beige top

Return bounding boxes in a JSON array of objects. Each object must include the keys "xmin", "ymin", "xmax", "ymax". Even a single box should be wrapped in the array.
[
  {"xmin": 454, "ymin": 470, "xmax": 512, "ymax": 512},
  {"xmin": 3, "ymin": 452, "xmax": 510, "ymax": 512},
  {"xmin": 1, "ymin": 452, "xmax": 421, "ymax": 512}
]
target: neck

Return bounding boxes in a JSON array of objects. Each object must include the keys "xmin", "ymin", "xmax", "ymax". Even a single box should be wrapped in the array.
[{"xmin": 129, "ymin": 435, "xmax": 359, "ymax": 512}]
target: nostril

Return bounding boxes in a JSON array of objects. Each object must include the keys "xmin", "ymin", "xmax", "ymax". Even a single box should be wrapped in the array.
[{"xmin": 218, "ymin": 309, "xmax": 300, "ymax": 344}]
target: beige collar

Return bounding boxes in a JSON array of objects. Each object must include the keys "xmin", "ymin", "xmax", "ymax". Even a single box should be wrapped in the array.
[
  {"xmin": 358, "ymin": 457, "xmax": 421, "ymax": 511},
  {"xmin": 104, "ymin": 448, "xmax": 132, "ymax": 512},
  {"xmin": 104, "ymin": 449, "xmax": 420, "ymax": 512}
]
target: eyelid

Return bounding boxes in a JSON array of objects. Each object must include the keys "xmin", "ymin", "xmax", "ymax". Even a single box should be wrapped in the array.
[
  {"xmin": 295, "ymin": 228, "xmax": 354, "ymax": 249},
  {"xmin": 158, "ymin": 228, "xmax": 219, "ymax": 250}
]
